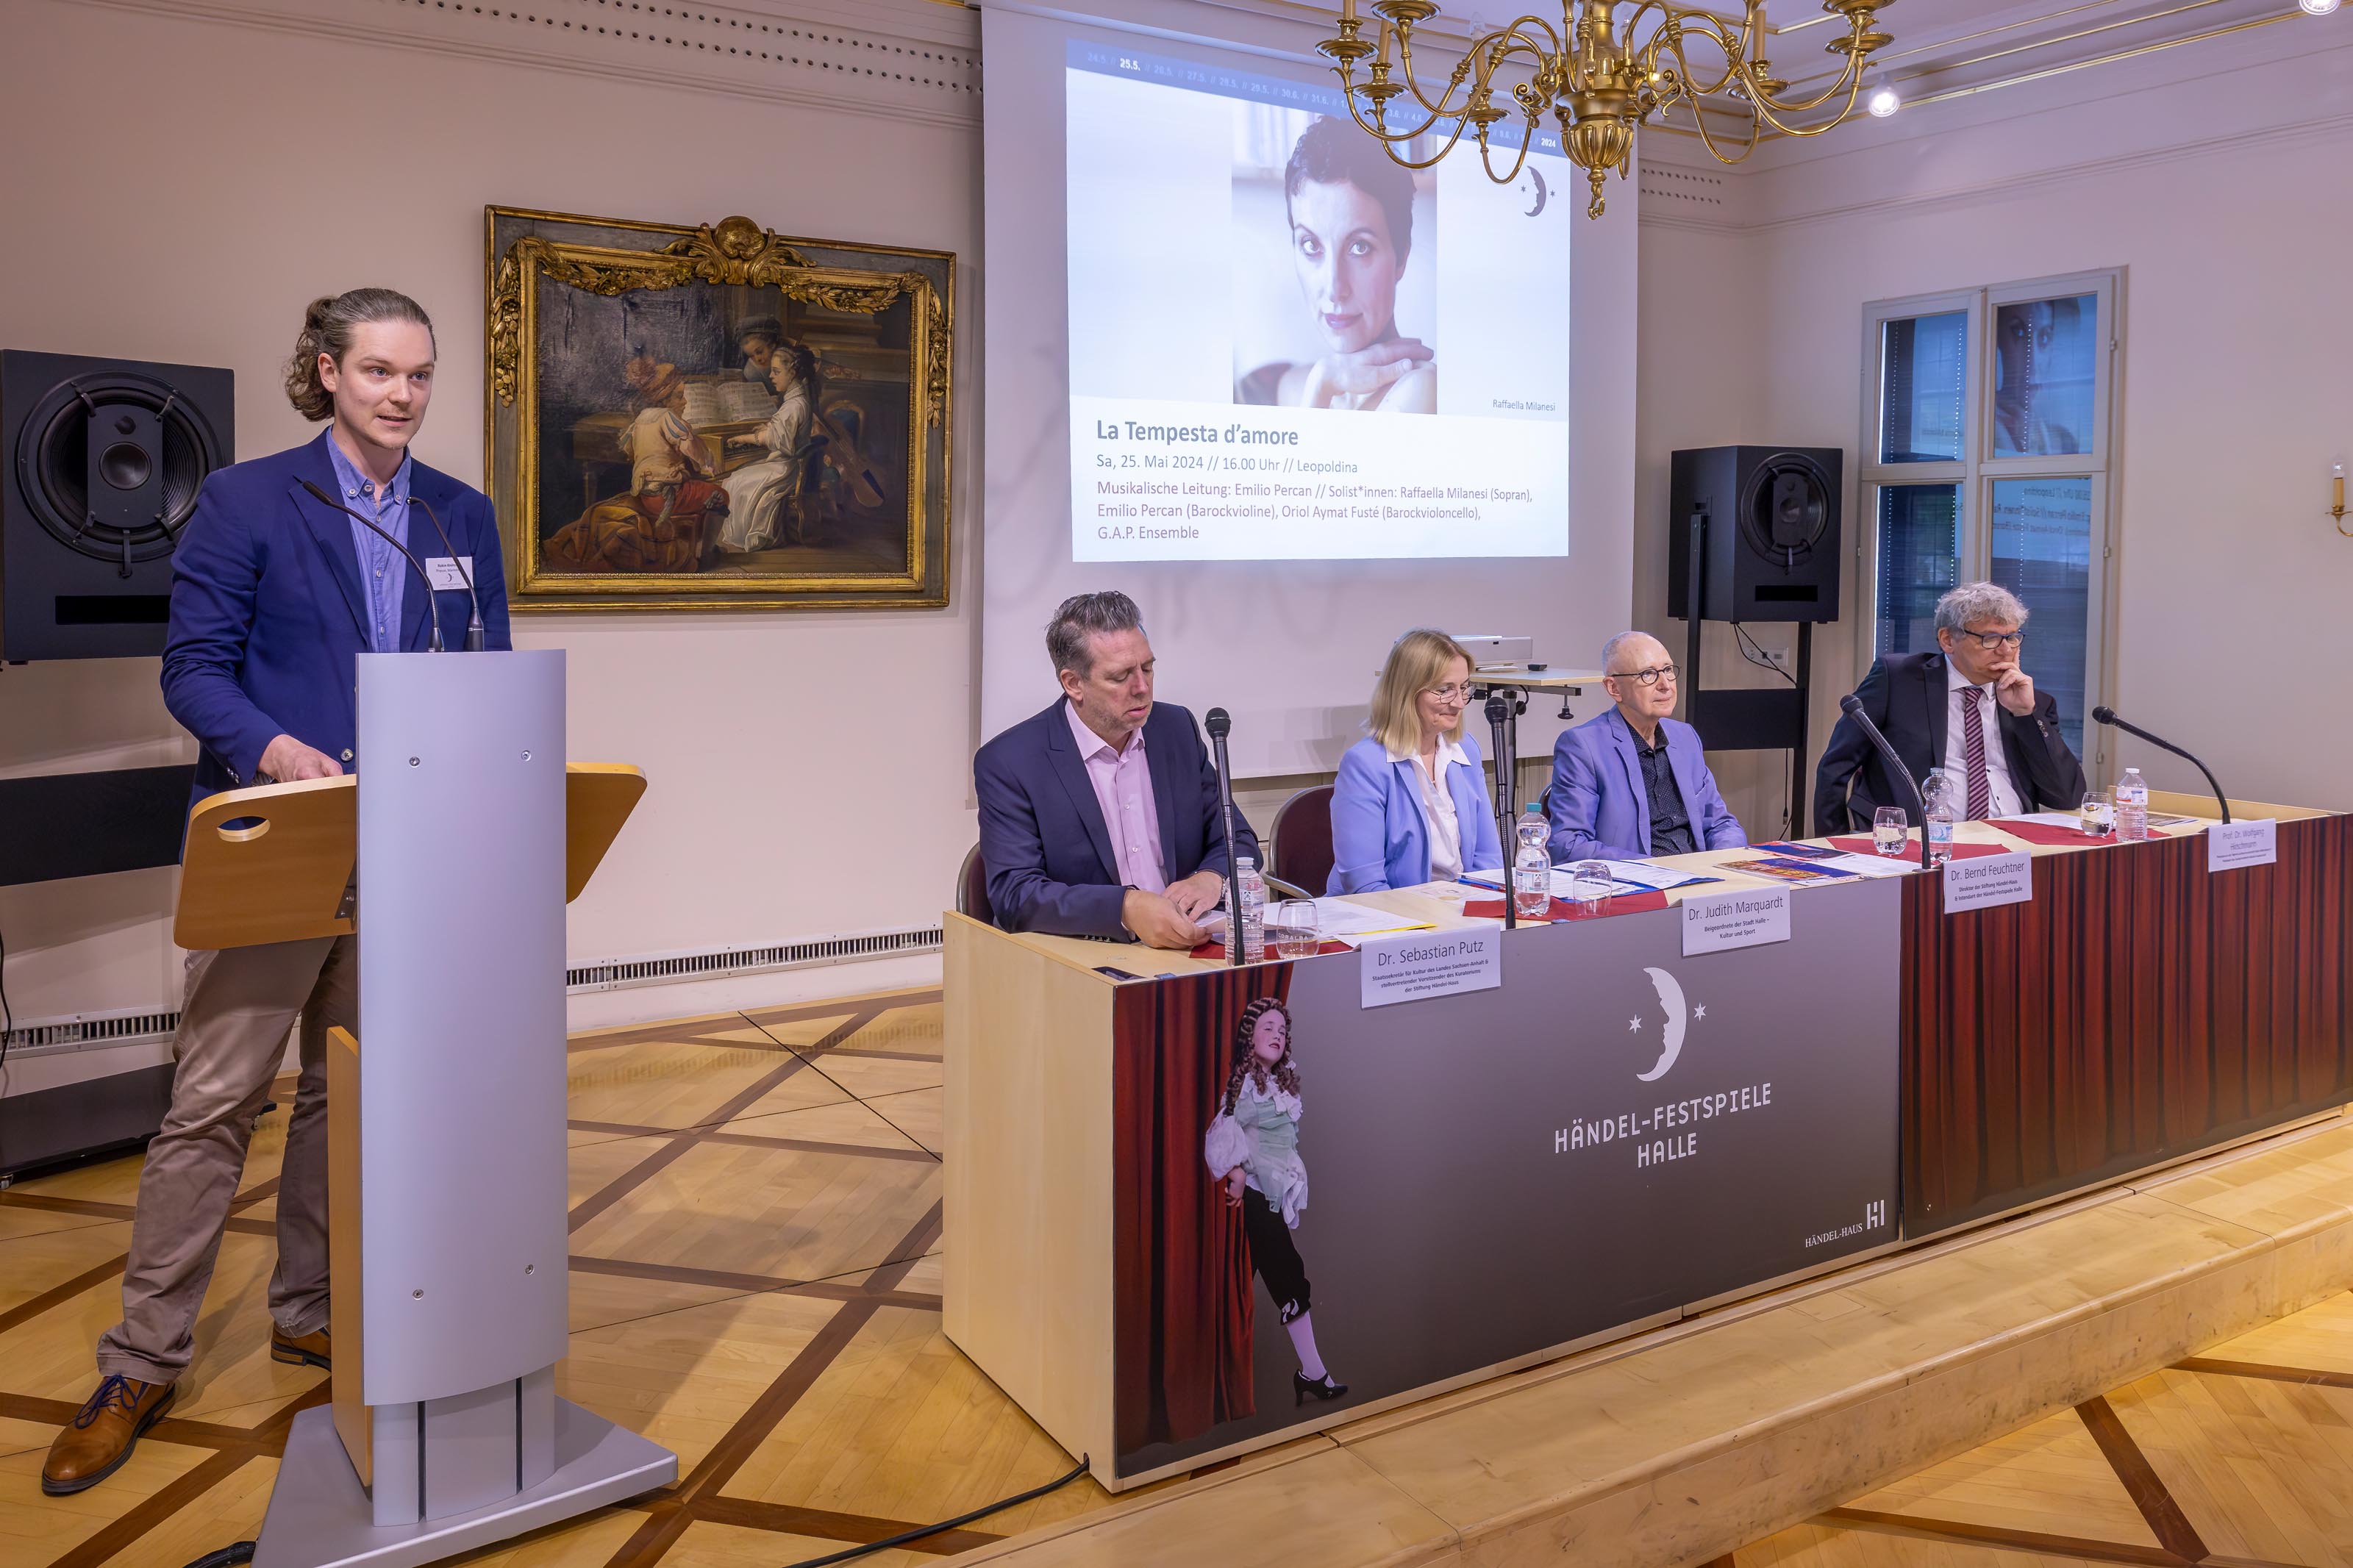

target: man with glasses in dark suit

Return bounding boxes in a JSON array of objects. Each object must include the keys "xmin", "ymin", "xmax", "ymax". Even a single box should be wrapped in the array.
[{"xmin": 1814, "ymin": 581, "xmax": 2087, "ymax": 835}]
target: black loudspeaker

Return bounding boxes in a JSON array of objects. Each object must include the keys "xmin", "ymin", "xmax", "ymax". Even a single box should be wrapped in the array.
[
  {"xmin": 1, "ymin": 350, "xmax": 234, "ymax": 660},
  {"xmin": 1666, "ymin": 444, "xmax": 1842, "ymax": 624}
]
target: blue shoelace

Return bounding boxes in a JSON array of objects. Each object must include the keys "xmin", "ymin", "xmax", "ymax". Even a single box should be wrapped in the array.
[{"xmin": 73, "ymin": 1375, "xmax": 145, "ymax": 1428}]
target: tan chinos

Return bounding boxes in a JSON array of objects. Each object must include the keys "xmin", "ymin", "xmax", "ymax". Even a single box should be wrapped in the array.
[{"xmin": 94, "ymin": 928, "xmax": 357, "ymax": 1385}]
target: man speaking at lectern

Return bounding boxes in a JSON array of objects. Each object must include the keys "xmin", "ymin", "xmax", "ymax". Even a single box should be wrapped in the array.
[
  {"xmin": 974, "ymin": 592, "xmax": 1255, "ymax": 949},
  {"xmin": 42, "ymin": 289, "xmax": 511, "ymax": 1497}
]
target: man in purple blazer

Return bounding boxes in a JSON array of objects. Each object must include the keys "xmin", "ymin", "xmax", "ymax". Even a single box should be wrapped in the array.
[
  {"xmin": 1547, "ymin": 631, "xmax": 1746, "ymax": 863},
  {"xmin": 974, "ymin": 592, "xmax": 1256, "ymax": 948}
]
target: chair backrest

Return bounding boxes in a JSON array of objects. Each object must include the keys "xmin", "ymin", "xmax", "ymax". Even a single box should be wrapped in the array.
[
  {"xmin": 1270, "ymin": 785, "xmax": 1335, "ymax": 898},
  {"xmin": 956, "ymin": 842, "xmax": 994, "ymax": 926}
]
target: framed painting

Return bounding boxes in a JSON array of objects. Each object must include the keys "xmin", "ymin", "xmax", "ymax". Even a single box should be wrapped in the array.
[{"xmin": 485, "ymin": 207, "xmax": 952, "ymax": 610}]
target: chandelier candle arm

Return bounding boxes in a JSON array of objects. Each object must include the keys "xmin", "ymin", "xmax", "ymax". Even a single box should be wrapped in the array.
[{"xmin": 1318, "ymin": 0, "xmax": 1899, "ymax": 218}]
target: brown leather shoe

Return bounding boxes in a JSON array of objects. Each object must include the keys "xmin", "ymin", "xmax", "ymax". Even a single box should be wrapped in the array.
[
  {"xmin": 42, "ymin": 1375, "xmax": 176, "ymax": 1496},
  {"xmin": 270, "ymin": 1324, "xmax": 330, "ymax": 1370}
]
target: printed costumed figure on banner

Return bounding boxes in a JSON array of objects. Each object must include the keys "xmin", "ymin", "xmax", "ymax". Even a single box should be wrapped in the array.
[{"xmin": 1202, "ymin": 998, "xmax": 1347, "ymax": 1406}]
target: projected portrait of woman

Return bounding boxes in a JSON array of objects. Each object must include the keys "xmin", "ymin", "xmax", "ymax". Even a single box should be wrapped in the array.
[
  {"xmin": 1993, "ymin": 294, "xmax": 2096, "ymax": 458},
  {"xmin": 1236, "ymin": 117, "xmax": 1435, "ymax": 414}
]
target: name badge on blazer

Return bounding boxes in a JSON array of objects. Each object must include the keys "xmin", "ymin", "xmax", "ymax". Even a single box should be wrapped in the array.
[{"xmin": 424, "ymin": 556, "xmax": 473, "ymax": 592}]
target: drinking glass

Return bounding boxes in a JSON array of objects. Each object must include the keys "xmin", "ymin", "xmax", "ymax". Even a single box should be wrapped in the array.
[
  {"xmin": 1269, "ymin": 901, "xmax": 1321, "ymax": 960},
  {"xmin": 1872, "ymin": 806, "xmax": 1909, "ymax": 856},
  {"xmin": 2079, "ymin": 788, "xmax": 2115, "ymax": 837},
  {"xmin": 1566, "ymin": 860, "xmax": 1613, "ymax": 911}
]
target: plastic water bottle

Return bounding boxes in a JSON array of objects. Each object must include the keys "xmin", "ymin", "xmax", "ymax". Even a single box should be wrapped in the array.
[
  {"xmin": 1923, "ymin": 768, "xmax": 1957, "ymax": 866},
  {"xmin": 2115, "ymin": 767, "xmax": 2149, "ymax": 843},
  {"xmin": 1234, "ymin": 856, "xmax": 1267, "ymax": 962},
  {"xmin": 1513, "ymin": 803, "xmax": 1552, "ymax": 921}
]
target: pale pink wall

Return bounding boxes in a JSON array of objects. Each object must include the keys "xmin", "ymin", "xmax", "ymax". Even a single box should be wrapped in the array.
[
  {"xmin": 1732, "ymin": 42, "xmax": 2353, "ymax": 811},
  {"xmin": 0, "ymin": 0, "xmax": 982, "ymax": 1023}
]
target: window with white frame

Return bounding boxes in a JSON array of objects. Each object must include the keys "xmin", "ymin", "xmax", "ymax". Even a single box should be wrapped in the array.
[{"xmin": 1859, "ymin": 271, "xmax": 2120, "ymax": 765}]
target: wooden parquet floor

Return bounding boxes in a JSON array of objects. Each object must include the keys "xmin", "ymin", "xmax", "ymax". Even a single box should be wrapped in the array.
[{"xmin": 6, "ymin": 985, "xmax": 2353, "ymax": 1568}]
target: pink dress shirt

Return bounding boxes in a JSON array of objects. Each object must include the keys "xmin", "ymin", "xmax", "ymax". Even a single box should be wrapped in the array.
[{"xmin": 1065, "ymin": 701, "xmax": 1168, "ymax": 893}]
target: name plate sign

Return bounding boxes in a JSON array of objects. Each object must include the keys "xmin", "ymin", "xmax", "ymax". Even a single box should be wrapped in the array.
[
  {"xmin": 1360, "ymin": 928, "xmax": 1501, "ymax": 1009},
  {"xmin": 1680, "ymin": 888, "xmax": 1791, "ymax": 957},
  {"xmin": 2208, "ymin": 819, "xmax": 2278, "ymax": 873},
  {"xmin": 1943, "ymin": 850, "xmax": 2032, "ymax": 913}
]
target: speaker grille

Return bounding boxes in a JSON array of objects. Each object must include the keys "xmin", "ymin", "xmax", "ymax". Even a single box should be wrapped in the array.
[
  {"xmin": 13, "ymin": 370, "xmax": 227, "ymax": 568},
  {"xmin": 1736, "ymin": 451, "xmax": 1835, "ymax": 571}
]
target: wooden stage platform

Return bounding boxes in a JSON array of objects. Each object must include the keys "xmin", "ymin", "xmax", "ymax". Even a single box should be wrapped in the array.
[{"xmin": 8, "ymin": 984, "xmax": 2353, "ymax": 1568}]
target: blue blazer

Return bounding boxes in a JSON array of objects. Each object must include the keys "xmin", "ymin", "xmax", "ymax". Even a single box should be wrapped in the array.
[
  {"xmin": 1547, "ymin": 709, "xmax": 1746, "ymax": 862},
  {"xmin": 162, "ymin": 431, "xmax": 512, "ymax": 812},
  {"xmin": 1327, "ymin": 732, "xmax": 1504, "ymax": 894},
  {"xmin": 974, "ymin": 698, "xmax": 1259, "ymax": 940}
]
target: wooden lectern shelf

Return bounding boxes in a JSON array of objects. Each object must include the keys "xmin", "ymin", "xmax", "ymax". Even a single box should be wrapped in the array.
[{"xmin": 173, "ymin": 763, "xmax": 646, "ymax": 951}]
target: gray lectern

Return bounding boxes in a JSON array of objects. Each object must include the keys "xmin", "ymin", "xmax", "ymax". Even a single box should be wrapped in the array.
[{"xmin": 174, "ymin": 651, "xmax": 674, "ymax": 1568}]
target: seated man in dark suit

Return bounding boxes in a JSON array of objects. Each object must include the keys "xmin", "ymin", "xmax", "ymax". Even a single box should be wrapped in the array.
[
  {"xmin": 974, "ymin": 591, "xmax": 1256, "ymax": 948},
  {"xmin": 1814, "ymin": 581, "xmax": 2088, "ymax": 835}
]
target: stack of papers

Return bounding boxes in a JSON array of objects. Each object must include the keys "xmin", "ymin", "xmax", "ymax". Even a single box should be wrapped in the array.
[
  {"xmin": 1461, "ymin": 859, "xmax": 1720, "ymax": 899},
  {"xmin": 1751, "ymin": 842, "xmax": 1919, "ymax": 879},
  {"xmin": 1307, "ymin": 898, "xmax": 1435, "ymax": 946}
]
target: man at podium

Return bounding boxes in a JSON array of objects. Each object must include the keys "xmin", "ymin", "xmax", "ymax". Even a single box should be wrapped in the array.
[{"xmin": 43, "ymin": 288, "xmax": 512, "ymax": 1497}]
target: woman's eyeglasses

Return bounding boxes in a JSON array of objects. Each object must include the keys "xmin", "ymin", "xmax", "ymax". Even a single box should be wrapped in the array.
[{"xmin": 1423, "ymin": 682, "xmax": 1475, "ymax": 702}]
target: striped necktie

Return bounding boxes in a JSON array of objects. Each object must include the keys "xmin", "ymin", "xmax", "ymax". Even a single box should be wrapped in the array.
[{"xmin": 1960, "ymin": 686, "xmax": 1992, "ymax": 820}]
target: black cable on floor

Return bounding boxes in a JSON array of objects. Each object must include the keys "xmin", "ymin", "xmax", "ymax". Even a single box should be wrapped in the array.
[
  {"xmin": 779, "ymin": 1455, "xmax": 1091, "ymax": 1568},
  {"xmin": 179, "ymin": 1543, "xmax": 254, "ymax": 1568}
]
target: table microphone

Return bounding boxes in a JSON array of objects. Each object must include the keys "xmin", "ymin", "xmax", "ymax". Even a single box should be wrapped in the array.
[
  {"xmin": 1203, "ymin": 707, "xmax": 1244, "ymax": 967},
  {"xmin": 299, "ymin": 480, "xmax": 449, "ymax": 654},
  {"xmin": 1838, "ymin": 693, "xmax": 1932, "ymax": 870},
  {"xmin": 1484, "ymin": 692, "xmax": 1518, "ymax": 929},
  {"xmin": 2090, "ymin": 706, "xmax": 2230, "ymax": 823}
]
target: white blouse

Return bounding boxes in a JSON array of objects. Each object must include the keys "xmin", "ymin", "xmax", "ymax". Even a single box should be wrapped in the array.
[{"xmin": 1391, "ymin": 735, "xmax": 1469, "ymax": 883}]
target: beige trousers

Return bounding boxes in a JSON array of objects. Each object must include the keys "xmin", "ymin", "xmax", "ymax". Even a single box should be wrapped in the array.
[{"xmin": 94, "ymin": 930, "xmax": 358, "ymax": 1385}]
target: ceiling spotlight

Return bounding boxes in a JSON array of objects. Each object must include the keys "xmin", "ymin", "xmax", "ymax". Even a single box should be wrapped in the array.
[
  {"xmin": 1866, "ymin": 73, "xmax": 1902, "ymax": 118},
  {"xmin": 2299, "ymin": 0, "xmax": 2340, "ymax": 15}
]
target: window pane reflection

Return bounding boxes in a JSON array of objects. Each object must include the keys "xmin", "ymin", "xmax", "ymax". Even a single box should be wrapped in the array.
[
  {"xmin": 1993, "ymin": 294, "xmax": 2097, "ymax": 457},
  {"xmin": 1990, "ymin": 476, "xmax": 2093, "ymax": 754},
  {"xmin": 1879, "ymin": 311, "xmax": 1966, "ymax": 462},
  {"xmin": 1875, "ymin": 484, "xmax": 1960, "ymax": 659}
]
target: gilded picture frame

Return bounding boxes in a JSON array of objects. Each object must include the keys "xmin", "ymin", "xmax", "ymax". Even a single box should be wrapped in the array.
[{"xmin": 485, "ymin": 207, "xmax": 951, "ymax": 611}]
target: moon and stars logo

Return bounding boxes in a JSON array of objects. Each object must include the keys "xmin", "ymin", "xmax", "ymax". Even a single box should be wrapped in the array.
[
  {"xmin": 1630, "ymin": 966, "xmax": 1705, "ymax": 1083},
  {"xmin": 1520, "ymin": 165, "xmax": 1549, "ymax": 218}
]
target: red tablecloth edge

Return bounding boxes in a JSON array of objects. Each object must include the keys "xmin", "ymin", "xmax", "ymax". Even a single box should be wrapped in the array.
[
  {"xmin": 1827, "ymin": 836, "xmax": 2009, "ymax": 861},
  {"xmin": 1463, "ymin": 889, "xmax": 1671, "ymax": 923},
  {"xmin": 1188, "ymin": 937, "xmax": 1353, "ymax": 962}
]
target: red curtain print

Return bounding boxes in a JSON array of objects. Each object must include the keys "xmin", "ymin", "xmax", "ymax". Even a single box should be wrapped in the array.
[{"xmin": 1113, "ymin": 963, "xmax": 1293, "ymax": 1453}]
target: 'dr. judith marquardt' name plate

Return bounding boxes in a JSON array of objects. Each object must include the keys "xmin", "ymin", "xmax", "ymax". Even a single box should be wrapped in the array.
[
  {"xmin": 1359, "ymin": 927, "xmax": 1501, "ymax": 1009},
  {"xmin": 1679, "ymin": 887, "xmax": 1790, "ymax": 956}
]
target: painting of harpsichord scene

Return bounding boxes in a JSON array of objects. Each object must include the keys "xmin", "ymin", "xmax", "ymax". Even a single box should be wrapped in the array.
[{"xmin": 485, "ymin": 208, "xmax": 952, "ymax": 611}]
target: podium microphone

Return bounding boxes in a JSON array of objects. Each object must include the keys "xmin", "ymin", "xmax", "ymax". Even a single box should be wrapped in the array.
[
  {"xmin": 1203, "ymin": 707, "xmax": 1244, "ymax": 967},
  {"xmin": 299, "ymin": 480, "xmax": 449, "ymax": 654},
  {"xmin": 410, "ymin": 495, "xmax": 486, "ymax": 651},
  {"xmin": 1838, "ymin": 694, "xmax": 1932, "ymax": 870},
  {"xmin": 2092, "ymin": 706, "xmax": 2230, "ymax": 823}
]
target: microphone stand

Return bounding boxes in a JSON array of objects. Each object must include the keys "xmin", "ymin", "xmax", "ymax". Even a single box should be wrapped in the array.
[
  {"xmin": 1485, "ymin": 691, "xmax": 1518, "ymax": 930},
  {"xmin": 2093, "ymin": 706, "xmax": 2229, "ymax": 824},
  {"xmin": 1204, "ymin": 709, "xmax": 1245, "ymax": 966},
  {"xmin": 1838, "ymin": 695, "xmax": 1932, "ymax": 871},
  {"xmin": 299, "ymin": 480, "xmax": 449, "ymax": 654}
]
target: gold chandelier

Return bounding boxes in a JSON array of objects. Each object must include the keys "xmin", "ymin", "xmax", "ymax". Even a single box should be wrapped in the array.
[{"xmin": 1317, "ymin": 1, "xmax": 1899, "ymax": 218}]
